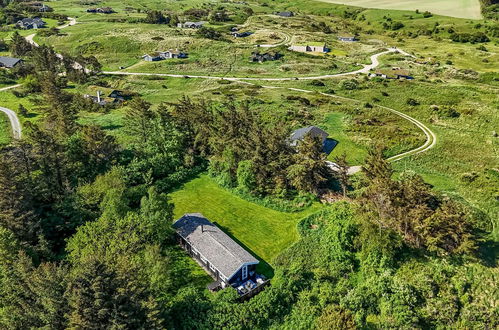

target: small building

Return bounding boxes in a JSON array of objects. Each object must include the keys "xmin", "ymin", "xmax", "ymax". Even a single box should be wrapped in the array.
[
  {"xmin": 0, "ymin": 56, "xmax": 23, "ymax": 69},
  {"xmin": 173, "ymin": 213, "xmax": 269, "ymax": 296},
  {"xmin": 87, "ymin": 7, "xmax": 115, "ymax": 14},
  {"xmin": 276, "ymin": 11, "xmax": 294, "ymax": 17},
  {"xmin": 289, "ymin": 42, "xmax": 328, "ymax": 53},
  {"xmin": 290, "ymin": 126, "xmax": 336, "ymax": 155},
  {"xmin": 23, "ymin": 2, "xmax": 53, "ymax": 12},
  {"xmin": 250, "ymin": 52, "xmax": 282, "ymax": 63},
  {"xmin": 84, "ymin": 91, "xmax": 109, "ymax": 106},
  {"xmin": 369, "ymin": 68, "xmax": 414, "ymax": 80},
  {"xmin": 338, "ymin": 36, "xmax": 358, "ymax": 42},
  {"xmin": 142, "ymin": 50, "xmax": 187, "ymax": 62},
  {"xmin": 159, "ymin": 49, "xmax": 188, "ymax": 59},
  {"xmin": 178, "ymin": 21, "xmax": 205, "ymax": 29},
  {"xmin": 232, "ymin": 31, "xmax": 253, "ymax": 38},
  {"xmin": 16, "ymin": 17, "xmax": 46, "ymax": 29}
]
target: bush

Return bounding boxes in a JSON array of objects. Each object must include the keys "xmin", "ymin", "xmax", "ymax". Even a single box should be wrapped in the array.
[
  {"xmin": 197, "ymin": 27, "xmax": 222, "ymax": 40},
  {"xmin": 406, "ymin": 98, "xmax": 420, "ymax": 106},
  {"xmin": 310, "ymin": 79, "xmax": 325, "ymax": 86},
  {"xmin": 339, "ymin": 79, "xmax": 359, "ymax": 90}
]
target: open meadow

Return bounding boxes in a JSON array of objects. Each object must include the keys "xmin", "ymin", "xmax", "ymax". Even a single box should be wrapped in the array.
[{"xmin": 316, "ymin": 0, "xmax": 483, "ymax": 19}]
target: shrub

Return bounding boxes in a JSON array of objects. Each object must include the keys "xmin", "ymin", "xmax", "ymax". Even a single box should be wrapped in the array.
[
  {"xmin": 406, "ymin": 98, "xmax": 420, "ymax": 106},
  {"xmin": 339, "ymin": 79, "xmax": 359, "ymax": 90},
  {"xmin": 310, "ymin": 79, "xmax": 325, "ymax": 86}
]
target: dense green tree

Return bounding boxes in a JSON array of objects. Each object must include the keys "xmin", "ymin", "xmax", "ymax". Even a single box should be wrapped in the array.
[
  {"xmin": 287, "ymin": 134, "xmax": 329, "ymax": 194},
  {"xmin": 9, "ymin": 31, "xmax": 32, "ymax": 57}
]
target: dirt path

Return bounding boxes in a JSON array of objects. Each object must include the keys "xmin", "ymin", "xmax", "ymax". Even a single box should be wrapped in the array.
[{"xmin": 104, "ymin": 47, "xmax": 412, "ymax": 81}]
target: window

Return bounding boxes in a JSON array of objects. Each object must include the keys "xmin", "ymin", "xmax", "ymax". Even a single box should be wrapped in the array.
[{"xmin": 242, "ymin": 265, "xmax": 248, "ymax": 280}]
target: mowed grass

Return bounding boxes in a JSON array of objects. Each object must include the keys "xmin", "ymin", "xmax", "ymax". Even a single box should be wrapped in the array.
[
  {"xmin": 170, "ymin": 175, "xmax": 323, "ymax": 276},
  {"xmin": 317, "ymin": 0, "xmax": 482, "ymax": 19}
]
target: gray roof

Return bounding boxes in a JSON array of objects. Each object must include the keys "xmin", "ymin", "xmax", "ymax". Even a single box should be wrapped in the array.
[
  {"xmin": 173, "ymin": 213, "xmax": 259, "ymax": 280},
  {"xmin": 290, "ymin": 126, "xmax": 329, "ymax": 142},
  {"xmin": 0, "ymin": 56, "xmax": 22, "ymax": 68},
  {"xmin": 277, "ymin": 11, "xmax": 294, "ymax": 17}
]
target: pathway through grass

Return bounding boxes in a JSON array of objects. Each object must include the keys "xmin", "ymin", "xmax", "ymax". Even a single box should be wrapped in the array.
[{"xmin": 170, "ymin": 175, "xmax": 323, "ymax": 277}]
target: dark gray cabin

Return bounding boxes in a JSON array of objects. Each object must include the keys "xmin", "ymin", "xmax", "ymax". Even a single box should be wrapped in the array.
[
  {"xmin": 290, "ymin": 126, "xmax": 336, "ymax": 155},
  {"xmin": 173, "ymin": 213, "xmax": 266, "ymax": 294},
  {"xmin": 16, "ymin": 17, "xmax": 46, "ymax": 29},
  {"xmin": 276, "ymin": 11, "xmax": 294, "ymax": 17},
  {"xmin": 0, "ymin": 56, "xmax": 22, "ymax": 68}
]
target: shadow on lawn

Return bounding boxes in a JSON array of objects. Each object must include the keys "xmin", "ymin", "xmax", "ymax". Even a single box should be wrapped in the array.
[{"xmin": 214, "ymin": 221, "xmax": 275, "ymax": 279}]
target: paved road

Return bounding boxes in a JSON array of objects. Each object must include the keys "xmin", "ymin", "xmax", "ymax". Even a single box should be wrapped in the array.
[
  {"xmin": 0, "ymin": 84, "xmax": 22, "ymax": 139},
  {"xmin": 104, "ymin": 47, "xmax": 412, "ymax": 81},
  {"xmin": 0, "ymin": 17, "xmax": 78, "ymax": 140}
]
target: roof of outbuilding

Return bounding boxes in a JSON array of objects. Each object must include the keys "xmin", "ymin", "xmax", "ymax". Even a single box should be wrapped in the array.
[
  {"xmin": 0, "ymin": 56, "xmax": 22, "ymax": 68},
  {"xmin": 173, "ymin": 213, "xmax": 259, "ymax": 280},
  {"xmin": 290, "ymin": 126, "xmax": 329, "ymax": 141}
]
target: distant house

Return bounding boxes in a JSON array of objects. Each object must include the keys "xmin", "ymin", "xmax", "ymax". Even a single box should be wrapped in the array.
[
  {"xmin": 290, "ymin": 126, "xmax": 336, "ymax": 155},
  {"xmin": 173, "ymin": 213, "xmax": 269, "ymax": 296},
  {"xmin": 369, "ymin": 68, "xmax": 414, "ymax": 80},
  {"xmin": 84, "ymin": 91, "xmax": 109, "ymax": 106},
  {"xmin": 276, "ymin": 11, "xmax": 294, "ymax": 17},
  {"xmin": 87, "ymin": 7, "xmax": 115, "ymax": 14},
  {"xmin": 178, "ymin": 21, "xmax": 206, "ymax": 29},
  {"xmin": 338, "ymin": 35, "xmax": 358, "ymax": 42},
  {"xmin": 23, "ymin": 2, "xmax": 53, "ymax": 12},
  {"xmin": 16, "ymin": 17, "xmax": 46, "ymax": 29},
  {"xmin": 232, "ymin": 31, "xmax": 253, "ymax": 38},
  {"xmin": 250, "ymin": 51, "xmax": 282, "ymax": 63},
  {"xmin": 142, "ymin": 49, "xmax": 187, "ymax": 62},
  {"xmin": 289, "ymin": 42, "xmax": 328, "ymax": 53},
  {"xmin": 0, "ymin": 56, "xmax": 23, "ymax": 69}
]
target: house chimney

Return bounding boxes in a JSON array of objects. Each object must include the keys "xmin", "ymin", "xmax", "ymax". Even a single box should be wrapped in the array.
[
  {"xmin": 201, "ymin": 224, "xmax": 204, "ymax": 233},
  {"xmin": 97, "ymin": 91, "xmax": 101, "ymax": 103}
]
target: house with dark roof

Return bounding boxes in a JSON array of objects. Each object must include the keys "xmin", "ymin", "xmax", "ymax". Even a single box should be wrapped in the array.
[
  {"xmin": 178, "ymin": 21, "xmax": 206, "ymax": 29},
  {"xmin": 87, "ymin": 7, "xmax": 115, "ymax": 14},
  {"xmin": 0, "ymin": 56, "xmax": 23, "ymax": 69},
  {"xmin": 142, "ymin": 50, "xmax": 187, "ymax": 62},
  {"xmin": 276, "ymin": 11, "xmax": 294, "ymax": 17},
  {"xmin": 16, "ymin": 17, "xmax": 46, "ymax": 29},
  {"xmin": 173, "ymin": 213, "xmax": 268, "ymax": 295},
  {"xmin": 338, "ymin": 35, "xmax": 358, "ymax": 42},
  {"xmin": 290, "ymin": 126, "xmax": 337, "ymax": 155},
  {"xmin": 232, "ymin": 31, "xmax": 253, "ymax": 38},
  {"xmin": 250, "ymin": 51, "xmax": 282, "ymax": 63}
]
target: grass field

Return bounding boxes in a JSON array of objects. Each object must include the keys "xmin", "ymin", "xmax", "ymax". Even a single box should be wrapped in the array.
[
  {"xmin": 0, "ymin": 112, "xmax": 11, "ymax": 145},
  {"xmin": 170, "ymin": 175, "xmax": 323, "ymax": 276},
  {"xmin": 317, "ymin": 0, "xmax": 482, "ymax": 19}
]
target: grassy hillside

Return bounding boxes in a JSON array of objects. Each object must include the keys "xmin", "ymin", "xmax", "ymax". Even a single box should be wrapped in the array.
[{"xmin": 317, "ymin": 0, "xmax": 482, "ymax": 19}]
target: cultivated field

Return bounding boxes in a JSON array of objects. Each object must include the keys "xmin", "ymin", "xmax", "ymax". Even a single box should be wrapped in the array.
[{"xmin": 317, "ymin": 0, "xmax": 482, "ymax": 19}]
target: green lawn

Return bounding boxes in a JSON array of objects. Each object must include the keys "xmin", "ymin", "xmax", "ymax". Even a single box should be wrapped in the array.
[
  {"xmin": 317, "ymin": 0, "xmax": 482, "ymax": 19},
  {"xmin": 170, "ymin": 174, "xmax": 323, "ymax": 277}
]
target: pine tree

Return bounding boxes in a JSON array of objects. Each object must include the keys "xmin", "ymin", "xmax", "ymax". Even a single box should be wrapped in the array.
[
  {"xmin": 287, "ymin": 134, "xmax": 329, "ymax": 194},
  {"xmin": 333, "ymin": 152, "xmax": 350, "ymax": 197}
]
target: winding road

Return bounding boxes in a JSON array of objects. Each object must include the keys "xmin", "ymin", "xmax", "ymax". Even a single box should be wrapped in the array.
[
  {"xmin": 0, "ymin": 17, "xmax": 435, "ymax": 170},
  {"xmin": 103, "ymin": 47, "xmax": 413, "ymax": 81}
]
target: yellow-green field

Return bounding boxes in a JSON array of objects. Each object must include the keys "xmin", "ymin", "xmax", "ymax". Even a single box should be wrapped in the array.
[{"xmin": 317, "ymin": 0, "xmax": 482, "ymax": 19}]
